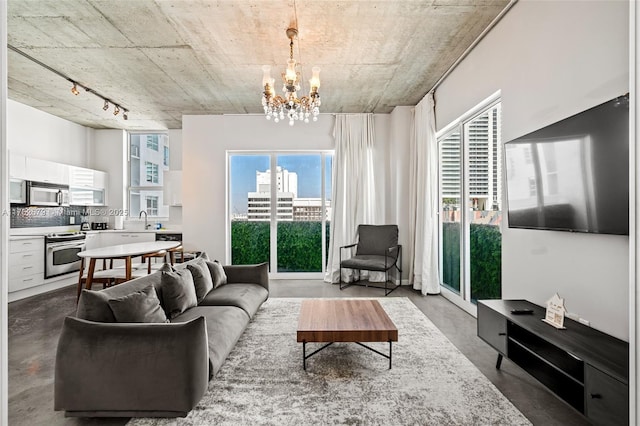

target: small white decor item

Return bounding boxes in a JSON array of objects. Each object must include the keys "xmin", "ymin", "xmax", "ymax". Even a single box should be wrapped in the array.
[{"xmin": 543, "ymin": 293, "xmax": 567, "ymax": 329}]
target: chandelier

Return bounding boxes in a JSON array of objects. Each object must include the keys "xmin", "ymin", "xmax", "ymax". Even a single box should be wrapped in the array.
[{"xmin": 261, "ymin": 27, "xmax": 321, "ymax": 126}]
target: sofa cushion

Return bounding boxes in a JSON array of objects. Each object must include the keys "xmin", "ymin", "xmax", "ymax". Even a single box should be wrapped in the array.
[
  {"xmin": 76, "ymin": 265, "xmax": 173, "ymax": 323},
  {"xmin": 198, "ymin": 283, "xmax": 268, "ymax": 318},
  {"xmin": 161, "ymin": 268, "xmax": 198, "ymax": 319},
  {"xmin": 171, "ymin": 306, "xmax": 250, "ymax": 378},
  {"xmin": 205, "ymin": 260, "xmax": 227, "ymax": 288},
  {"xmin": 186, "ymin": 259, "xmax": 214, "ymax": 302},
  {"xmin": 107, "ymin": 285, "xmax": 168, "ymax": 323},
  {"xmin": 76, "ymin": 289, "xmax": 116, "ymax": 323}
]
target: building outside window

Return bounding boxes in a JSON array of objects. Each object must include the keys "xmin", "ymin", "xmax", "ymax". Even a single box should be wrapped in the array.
[
  {"xmin": 438, "ymin": 97, "xmax": 502, "ymax": 310},
  {"xmin": 145, "ymin": 161, "xmax": 159, "ymax": 184},
  {"xmin": 146, "ymin": 196, "xmax": 159, "ymax": 216},
  {"xmin": 129, "ymin": 132, "xmax": 169, "ymax": 217},
  {"xmin": 146, "ymin": 134, "xmax": 159, "ymax": 151}
]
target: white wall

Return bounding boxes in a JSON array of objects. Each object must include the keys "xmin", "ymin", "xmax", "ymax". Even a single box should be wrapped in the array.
[
  {"xmin": 1, "ymin": 2, "xmax": 9, "ymax": 423},
  {"xmin": 435, "ymin": 0, "xmax": 630, "ymax": 339},
  {"xmin": 7, "ymin": 99, "xmax": 90, "ymax": 167},
  {"xmin": 166, "ymin": 129, "xmax": 183, "ymax": 227},
  {"xmin": 182, "ymin": 114, "xmax": 397, "ymax": 263},
  {"xmin": 92, "ymin": 130, "xmax": 127, "ymax": 222}
]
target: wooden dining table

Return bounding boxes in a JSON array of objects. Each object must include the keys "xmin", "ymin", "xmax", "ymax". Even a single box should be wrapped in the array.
[{"xmin": 77, "ymin": 241, "xmax": 182, "ymax": 294}]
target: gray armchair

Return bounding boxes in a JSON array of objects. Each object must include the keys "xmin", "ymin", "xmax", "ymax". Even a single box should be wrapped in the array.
[{"xmin": 339, "ymin": 224, "xmax": 402, "ymax": 295}]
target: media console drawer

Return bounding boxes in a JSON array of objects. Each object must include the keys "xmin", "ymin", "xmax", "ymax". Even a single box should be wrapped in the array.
[
  {"xmin": 585, "ymin": 365, "xmax": 628, "ymax": 426},
  {"xmin": 477, "ymin": 299, "xmax": 628, "ymax": 426}
]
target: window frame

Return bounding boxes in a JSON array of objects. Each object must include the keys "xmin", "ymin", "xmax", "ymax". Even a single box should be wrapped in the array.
[
  {"xmin": 127, "ymin": 131, "xmax": 170, "ymax": 218},
  {"xmin": 226, "ymin": 150, "xmax": 334, "ymax": 279},
  {"xmin": 436, "ymin": 91, "xmax": 502, "ymax": 316}
]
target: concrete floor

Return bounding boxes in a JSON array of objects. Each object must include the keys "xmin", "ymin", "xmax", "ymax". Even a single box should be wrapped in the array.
[{"xmin": 8, "ymin": 280, "xmax": 588, "ymax": 426}]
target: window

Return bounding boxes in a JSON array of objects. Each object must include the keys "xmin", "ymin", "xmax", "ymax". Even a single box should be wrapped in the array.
[
  {"xmin": 128, "ymin": 132, "xmax": 169, "ymax": 217},
  {"xmin": 438, "ymin": 96, "xmax": 502, "ymax": 311},
  {"xmin": 145, "ymin": 161, "xmax": 159, "ymax": 183},
  {"xmin": 146, "ymin": 135, "xmax": 159, "ymax": 151},
  {"xmin": 146, "ymin": 196, "xmax": 159, "ymax": 216},
  {"xmin": 228, "ymin": 152, "xmax": 333, "ymax": 277}
]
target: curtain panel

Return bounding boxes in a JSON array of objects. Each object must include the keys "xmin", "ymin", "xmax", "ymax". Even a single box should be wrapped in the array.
[
  {"xmin": 408, "ymin": 92, "xmax": 440, "ymax": 294},
  {"xmin": 324, "ymin": 114, "xmax": 378, "ymax": 283}
]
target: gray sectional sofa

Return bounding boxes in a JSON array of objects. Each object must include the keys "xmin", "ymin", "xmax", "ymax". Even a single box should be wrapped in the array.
[{"xmin": 54, "ymin": 255, "xmax": 269, "ymax": 418}]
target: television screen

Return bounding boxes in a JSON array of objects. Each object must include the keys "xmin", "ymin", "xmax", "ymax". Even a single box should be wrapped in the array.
[{"xmin": 504, "ymin": 94, "xmax": 629, "ymax": 235}]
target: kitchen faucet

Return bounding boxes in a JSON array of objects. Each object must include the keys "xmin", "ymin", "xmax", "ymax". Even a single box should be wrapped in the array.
[{"xmin": 139, "ymin": 210, "xmax": 150, "ymax": 230}]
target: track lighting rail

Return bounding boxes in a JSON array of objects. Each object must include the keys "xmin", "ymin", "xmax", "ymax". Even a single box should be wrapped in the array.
[{"xmin": 7, "ymin": 44, "xmax": 129, "ymax": 120}]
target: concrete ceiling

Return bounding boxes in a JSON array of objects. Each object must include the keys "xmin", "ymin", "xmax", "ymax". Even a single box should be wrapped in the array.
[{"xmin": 7, "ymin": 0, "xmax": 510, "ymax": 130}]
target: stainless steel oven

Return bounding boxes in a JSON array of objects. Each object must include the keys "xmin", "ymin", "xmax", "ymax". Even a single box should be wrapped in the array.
[{"xmin": 45, "ymin": 232, "xmax": 86, "ymax": 279}]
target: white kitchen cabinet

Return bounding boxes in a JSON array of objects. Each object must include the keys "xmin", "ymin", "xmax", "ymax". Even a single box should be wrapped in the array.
[
  {"xmin": 69, "ymin": 166, "xmax": 108, "ymax": 206},
  {"xmin": 69, "ymin": 188, "xmax": 106, "ymax": 206},
  {"xmin": 98, "ymin": 232, "xmax": 155, "ymax": 248},
  {"xmin": 163, "ymin": 170, "xmax": 182, "ymax": 206},
  {"xmin": 93, "ymin": 170, "xmax": 107, "ymax": 189},
  {"xmin": 9, "ymin": 152, "xmax": 27, "ymax": 179},
  {"xmin": 9, "ymin": 237, "xmax": 45, "ymax": 292},
  {"xmin": 97, "ymin": 232, "xmax": 156, "ymax": 268},
  {"xmin": 26, "ymin": 157, "xmax": 69, "ymax": 185},
  {"xmin": 83, "ymin": 232, "xmax": 102, "ymax": 251}
]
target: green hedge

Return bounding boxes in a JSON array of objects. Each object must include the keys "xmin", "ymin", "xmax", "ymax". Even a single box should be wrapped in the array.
[
  {"xmin": 232, "ymin": 220, "xmax": 500, "ymax": 301},
  {"xmin": 231, "ymin": 221, "xmax": 270, "ymax": 265},
  {"xmin": 442, "ymin": 222, "xmax": 502, "ymax": 301},
  {"xmin": 231, "ymin": 221, "xmax": 330, "ymax": 272}
]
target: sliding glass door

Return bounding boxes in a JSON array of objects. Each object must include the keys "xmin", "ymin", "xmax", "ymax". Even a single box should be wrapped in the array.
[
  {"xmin": 229, "ymin": 155, "xmax": 271, "ymax": 265},
  {"xmin": 228, "ymin": 151, "xmax": 332, "ymax": 278},
  {"xmin": 438, "ymin": 98, "xmax": 502, "ymax": 312}
]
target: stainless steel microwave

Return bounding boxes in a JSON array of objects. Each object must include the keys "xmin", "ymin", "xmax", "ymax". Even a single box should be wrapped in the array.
[{"xmin": 27, "ymin": 181, "xmax": 70, "ymax": 206}]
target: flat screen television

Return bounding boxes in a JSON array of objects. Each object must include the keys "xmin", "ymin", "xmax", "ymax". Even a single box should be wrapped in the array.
[{"xmin": 504, "ymin": 94, "xmax": 629, "ymax": 235}]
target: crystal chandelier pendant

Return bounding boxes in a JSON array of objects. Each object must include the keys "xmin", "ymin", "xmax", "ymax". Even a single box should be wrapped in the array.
[{"xmin": 261, "ymin": 28, "xmax": 320, "ymax": 126}]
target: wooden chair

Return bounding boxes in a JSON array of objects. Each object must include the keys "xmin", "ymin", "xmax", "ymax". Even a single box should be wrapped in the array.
[{"xmin": 141, "ymin": 250, "xmax": 168, "ymax": 274}]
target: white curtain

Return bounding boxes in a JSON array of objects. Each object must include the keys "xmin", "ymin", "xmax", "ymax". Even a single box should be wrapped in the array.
[
  {"xmin": 324, "ymin": 114, "xmax": 377, "ymax": 283},
  {"xmin": 408, "ymin": 92, "xmax": 440, "ymax": 294}
]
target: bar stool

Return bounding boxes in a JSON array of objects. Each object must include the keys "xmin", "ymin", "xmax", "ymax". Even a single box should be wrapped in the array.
[
  {"xmin": 141, "ymin": 250, "xmax": 168, "ymax": 274},
  {"xmin": 167, "ymin": 244, "xmax": 183, "ymax": 265}
]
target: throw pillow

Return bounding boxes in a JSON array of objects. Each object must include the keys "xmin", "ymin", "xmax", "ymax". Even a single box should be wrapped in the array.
[
  {"xmin": 161, "ymin": 268, "xmax": 198, "ymax": 319},
  {"xmin": 206, "ymin": 260, "xmax": 227, "ymax": 289},
  {"xmin": 76, "ymin": 289, "xmax": 116, "ymax": 322},
  {"xmin": 187, "ymin": 259, "xmax": 214, "ymax": 302},
  {"xmin": 107, "ymin": 285, "xmax": 168, "ymax": 323},
  {"xmin": 154, "ymin": 262, "xmax": 175, "ymax": 308}
]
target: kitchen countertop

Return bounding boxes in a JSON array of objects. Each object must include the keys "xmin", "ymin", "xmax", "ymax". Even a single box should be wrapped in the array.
[
  {"xmin": 11, "ymin": 227, "xmax": 182, "ymax": 237},
  {"xmin": 10, "ymin": 226, "xmax": 81, "ymax": 236},
  {"xmin": 9, "ymin": 235, "xmax": 45, "ymax": 240},
  {"xmin": 85, "ymin": 229, "xmax": 182, "ymax": 234}
]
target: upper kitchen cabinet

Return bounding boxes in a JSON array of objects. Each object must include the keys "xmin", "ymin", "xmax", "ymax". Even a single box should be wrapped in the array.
[
  {"xmin": 163, "ymin": 170, "xmax": 182, "ymax": 206},
  {"xmin": 26, "ymin": 157, "xmax": 69, "ymax": 185},
  {"xmin": 69, "ymin": 166, "xmax": 108, "ymax": 206},
  {"xmin": 9, "ymin": 151, "xmax": 27, "ymax": 179}
]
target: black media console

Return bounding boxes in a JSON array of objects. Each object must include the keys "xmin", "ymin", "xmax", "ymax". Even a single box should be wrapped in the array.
[{"xmin": 477, "ymin": 299, "xmax": 628, "ymax": 426}]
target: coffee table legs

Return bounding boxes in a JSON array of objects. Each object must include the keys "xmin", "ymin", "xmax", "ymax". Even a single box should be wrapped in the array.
[
  {"xmin": 303, "ymin": 342, "xmax": 334, "ymax": 370},
  {"xmin": 302, "ymin": 341, "xmax": 393, "ymax": 370}
]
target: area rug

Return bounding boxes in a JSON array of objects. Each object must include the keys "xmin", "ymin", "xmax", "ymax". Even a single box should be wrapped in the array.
[{"xmin": 128, "ymin": 298, "xmax": 530, "ymax": 425}]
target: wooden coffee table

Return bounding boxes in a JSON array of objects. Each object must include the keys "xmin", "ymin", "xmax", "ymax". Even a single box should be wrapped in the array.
[{"xmin": 297, "ymin": 299, "xmax": 398, "ymax": 370}]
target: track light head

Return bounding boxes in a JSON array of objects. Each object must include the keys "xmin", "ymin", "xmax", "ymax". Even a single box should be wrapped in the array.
[
  {"xmin": 123, "ymin": 110, "xmax": 128, "ymax": 120},
  {"xmin": 71, "ymin": 83, "xmax": 79, "ymax": 96},
  {"xmin": 113, "ymin": 105, "xmax": 120, "ymax": 116},
  {"xmin": 103, "ymin": 100, "xmax": 109, "ymax": 111}
]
